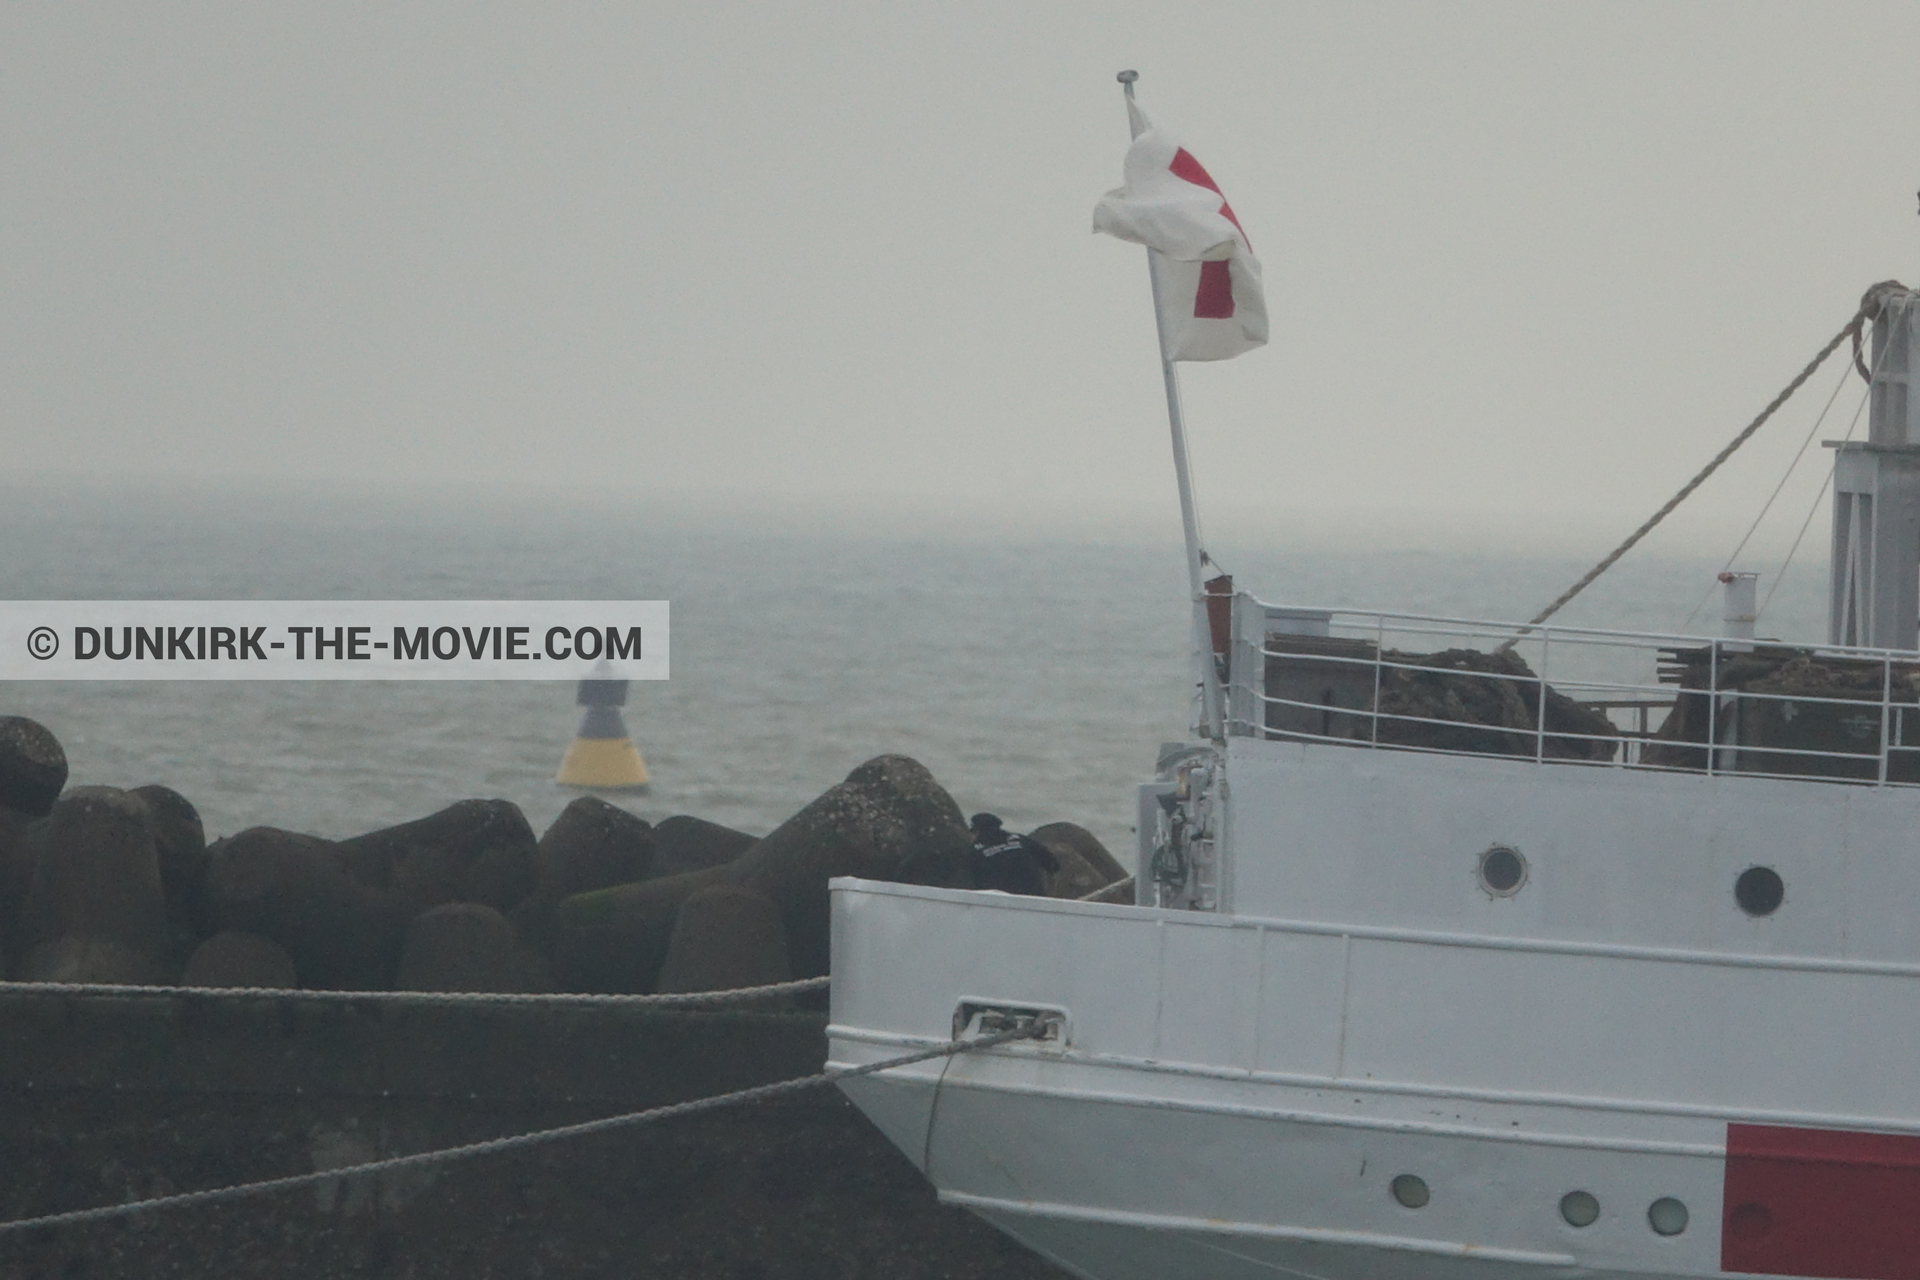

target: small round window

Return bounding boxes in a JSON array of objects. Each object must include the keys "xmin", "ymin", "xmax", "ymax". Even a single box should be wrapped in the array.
[
  {"xmin": 1478, "ymin": 845, "xmax": 1527, "ymax": 897},
  {"xmin": 1648, "ymin": 1196, "xmax": 1689, "ymax": 1236},
  {"xmin": 1735, "ymin": 866, "xmax": 1784, "ymax": 917},
  {"xmin": 1559, "ymin": 1190, "xmax": 1600, "ymax": 1228}
]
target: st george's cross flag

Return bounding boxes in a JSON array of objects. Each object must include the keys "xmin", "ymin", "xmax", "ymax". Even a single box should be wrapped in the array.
[{"xmin": 1093, "ymin": 101, "xmax": 1267, "ymax": 362}]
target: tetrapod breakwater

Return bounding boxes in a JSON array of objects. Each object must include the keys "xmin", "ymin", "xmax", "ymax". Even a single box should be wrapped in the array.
[{"xmin": 0, "ymin": 714, "xmax": 1125, "ymax": 1278}]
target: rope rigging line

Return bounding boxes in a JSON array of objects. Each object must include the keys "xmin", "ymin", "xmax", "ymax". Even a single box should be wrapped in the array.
[
  {"xmin": 0, "ymin": 974, "xmax": 831, "ymax": 1008},
  {"xmin": 0, "ymin": 1019, "xmax": 1051, "ymax": 1237},
  {"xmin": 1496, "ymin": 300, "xmax": 1874, "ymax": 653},
  {"xmin": 1678, "ymin": 356, "xmax": 1856, "ymax": 633},
  {"xmin": 1760, "ymin": 379, "xmax": 1873, "ymax": 622}
]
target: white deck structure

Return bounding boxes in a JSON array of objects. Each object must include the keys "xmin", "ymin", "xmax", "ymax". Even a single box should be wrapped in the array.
[
  {"xmin": 830, "ymin": 285, "xmax": 1920, "ymax": 1278},
  {"xmin": 830, "ymin": 602, "xmax": 1920, "ymax": 1279}
]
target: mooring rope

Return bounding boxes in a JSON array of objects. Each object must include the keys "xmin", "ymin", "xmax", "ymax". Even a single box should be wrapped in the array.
[
  {"xmin": 0, "ymin": 1019, "xmax": 1049, "ymax": 1236},
  {"xmin": 1077, "ymin": 876, "xmax": 1134, "ymax": 903},
  {"xmin": 0, "ymin": 974, "xmax": 830, "ymax": 1007},
  {"xmin": 1496, "ymin": 291, "xmax": 1891, "ymax": 653}
]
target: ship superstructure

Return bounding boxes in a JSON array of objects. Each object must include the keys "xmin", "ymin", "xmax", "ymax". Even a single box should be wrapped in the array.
[{"xmin": 830, "ymin": 72, "xmax": 1920, "ymax": 1280}]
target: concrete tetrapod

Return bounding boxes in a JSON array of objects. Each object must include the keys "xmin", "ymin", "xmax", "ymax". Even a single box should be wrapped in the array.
[
  {"xmin": 535, "ymin": 796, "xmax": 653, "ymax": 899},
  {"xmin": 397, "ymin": 902, "xmax": 551, "ymax": 993},
  {"xmin": 133, "ymin": 783, "xmax": 212, "ymax": 964},
  {"xmin": 18, "ymin": 786, "xmax": 171, "ymax": 983},
  {"xmin": 647, "ymin": 815, "xmax": 756, "ymax": 880},
  {"xmin": 183, "ymin": 930, "xmax": 299, "ymax": 989},
  {"xmin": 1029, "ymin": 821, "xmax": 1126, "ymax": 899},
  {"xmin": 545, "ymin": 864, "xmax": 736, "ymax": 993},
  {"xmin": 206, "ymin": 828, "xmax": 407, "ymax": 990},
  {"xmin": 0, "ymin": 807, "xmax": 31, "ymax": 967},
  {"xmin": 732, "ymin": 754, "xmax": 975, "ymax": 979},
  {"xmin": 656, "ymin": 884, "xmax": 792, "ymax": 996},
  {"xmin": 545, "ymin": 755, "xmax": 973, "ymax": 991},
  {"xmin": 0, "ymin": 716, "xmax": 66, "ymax": 819},
  {"xmin": 340, "ymin": 799, "xmax": 540, "ymax": 917},
  {"xmin": 131, "ymin": 784, "xmax": 208, "ymax": 898},
  {"xmin": 513, "ymin": 796, "xmax": 654, "ymax": 963}
]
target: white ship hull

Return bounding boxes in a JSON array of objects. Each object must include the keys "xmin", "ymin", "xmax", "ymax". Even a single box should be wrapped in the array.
[
  {"xmin": 838, "ymin": 1054, "xmax": 1705, "ymax": 1279},
  {"xmin": 829, "ymin": 737, "xmax": 1920, "ymax": 1280}
]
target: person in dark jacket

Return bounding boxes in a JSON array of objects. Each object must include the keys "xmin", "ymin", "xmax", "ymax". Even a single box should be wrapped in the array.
[{"xmin": 968, "ymin": 813, "xmax": 1060, "ymax": 896}]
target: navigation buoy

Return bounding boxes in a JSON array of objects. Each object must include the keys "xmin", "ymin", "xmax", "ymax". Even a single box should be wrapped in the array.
[{"xmin": 555, "ymin": 662, "xmax": 649, "ymax": 791}]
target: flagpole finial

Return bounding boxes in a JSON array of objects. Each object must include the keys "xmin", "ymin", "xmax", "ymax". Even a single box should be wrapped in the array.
[{"xmin": 1117, "ymin": 69, "xmax": 1138, "ymax": 98}]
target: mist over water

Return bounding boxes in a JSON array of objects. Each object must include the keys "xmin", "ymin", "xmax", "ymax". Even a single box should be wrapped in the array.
[{"xmin": 0, "ymin": 484, "xmax": 1831, "ymax": 856}]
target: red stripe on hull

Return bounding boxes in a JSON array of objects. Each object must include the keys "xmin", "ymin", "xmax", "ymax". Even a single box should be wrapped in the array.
[{"xmin": 1723, "ymin": 1123, "xmax": 1920, "ymax": 1279}]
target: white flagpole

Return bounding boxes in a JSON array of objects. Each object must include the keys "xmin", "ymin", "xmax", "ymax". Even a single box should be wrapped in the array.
[{"xmin": 1119, "ymin": 70, "xmax": 1225, "ymax": 741}]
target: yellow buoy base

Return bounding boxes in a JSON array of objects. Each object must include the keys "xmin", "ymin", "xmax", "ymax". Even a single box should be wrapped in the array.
[{"xmin": 555, "ymin": 737, "xmax": 650, "ymax": 790}]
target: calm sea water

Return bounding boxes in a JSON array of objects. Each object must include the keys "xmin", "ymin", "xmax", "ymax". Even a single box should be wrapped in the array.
[{"xmin": 0, "ymin": 485, "xmax": 1830, "ymax": 857}]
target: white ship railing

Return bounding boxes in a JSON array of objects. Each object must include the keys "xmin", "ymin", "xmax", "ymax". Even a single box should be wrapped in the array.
[{"xmin": 1218, "ymin": 592, "xmax": 1920, "ymax": 787}]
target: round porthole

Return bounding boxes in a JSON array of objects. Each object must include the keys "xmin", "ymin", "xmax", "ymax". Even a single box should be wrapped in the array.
[
  {"xmin": 1390, "ymin": 1174, "xmax": 1430, "ymax": 1208},
  {"xmin": 1477, "ymin": 844, "xmax": 1527, "ymax": 897},
  {"xmin": 1735, "ymin": 866, "xmax": 1784, "ymax": 917},
  {"xmin": 1648, "ymin": 1197, "xmax": 1689, "ymax": 1236},
  {"xmin": 1559, "ymin": 1190, "xmax": 1600, "ymax": 1228}
]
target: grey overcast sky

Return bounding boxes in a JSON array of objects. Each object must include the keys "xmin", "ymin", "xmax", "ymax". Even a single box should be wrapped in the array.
[{"xmin": 5, "ymin": 3, "xmax": 1918, "ymax": 552}]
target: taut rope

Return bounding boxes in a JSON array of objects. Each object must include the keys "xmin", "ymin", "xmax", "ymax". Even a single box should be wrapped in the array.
[{"xmin": 1498, "ymin": 286, "xmax": 1905, "ymax": 652}]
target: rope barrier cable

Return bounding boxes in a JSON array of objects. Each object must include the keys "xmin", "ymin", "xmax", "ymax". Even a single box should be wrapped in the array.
[
  {"xmin": 0, "ymin": 1019, "xmax": 1051, "ymax": 1237},
  {"xmin": 1497, "ymin": 302, "xmax": 1872, "ymax": 653},
  {"xmin": 0, "ymin": 974, "xmax": 831, "ymax": 1008},
  {"xmin": 1679, "ymin": 356, "xmax": 1856, "ymax": 633}
]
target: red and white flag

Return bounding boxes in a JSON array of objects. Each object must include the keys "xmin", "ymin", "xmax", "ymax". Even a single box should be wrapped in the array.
[{"xmin": 1093, "ymin": 103, "xmax": 1267, "ymax": 362}]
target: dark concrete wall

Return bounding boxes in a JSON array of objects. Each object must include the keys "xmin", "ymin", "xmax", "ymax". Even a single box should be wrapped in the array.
[{"xmin": 0, "ymin": 991, "xmax": 1067, "ymax": 1280}]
